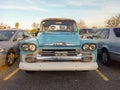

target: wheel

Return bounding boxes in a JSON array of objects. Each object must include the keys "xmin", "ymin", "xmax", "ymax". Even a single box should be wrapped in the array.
[
  {"xmin": 5, "ymin": 50, "xmax": 15, "ymax": 66},
  {"xmin": 101, "ymin": 50, "xmax": 111, "ymax": 65}
]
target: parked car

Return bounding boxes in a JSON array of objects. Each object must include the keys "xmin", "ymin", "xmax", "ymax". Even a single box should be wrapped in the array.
[
  {"xmin": 93, "ymin": 27, "xmax": 120, "ymax": 65},
  {"xmin": 19, "ymin": 18, "xmax": 98, "ymax": 72},
  {"xmin": 0, "ymin": 30, "xmax": 31, "ymax": 66},
  {"xmin": 79, "ymin": 28, "xmax": 95, "ymax": 39}
]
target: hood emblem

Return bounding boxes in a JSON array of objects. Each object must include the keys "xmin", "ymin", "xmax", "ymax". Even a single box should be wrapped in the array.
[{"xmin": 53, "ymin": 42, "xmax": 66, "ymax": 46}]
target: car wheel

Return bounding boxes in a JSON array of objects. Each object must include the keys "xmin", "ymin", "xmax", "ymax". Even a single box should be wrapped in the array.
[
  {"xmin": 6, "ymin": 50, "xmax": 15, "ymax": 66},
  {"xmin": 101, "ymin": 50, "xmax": 111, "ymax": 65}
]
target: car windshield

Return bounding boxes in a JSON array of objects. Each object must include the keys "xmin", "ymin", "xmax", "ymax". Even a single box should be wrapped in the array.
[
  {"xmin": 40, "ymin": 20, "xmax": 76, "ymax": 32},
  {"xmin": 80, "ymin": 29, "xmax": 94, "ymax": 34},
  {"xmin": 0, "ymin": 30, "xmax": 16, "ymax": 41},
  {"xmin": 114, "ymin": 28, "xmax": 120, "ymax": 37}
]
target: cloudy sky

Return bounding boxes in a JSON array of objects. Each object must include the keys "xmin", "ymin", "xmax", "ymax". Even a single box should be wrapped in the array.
[{"xmin": 0, "ymin": 0, "xmax": 120, "ymax": 29}]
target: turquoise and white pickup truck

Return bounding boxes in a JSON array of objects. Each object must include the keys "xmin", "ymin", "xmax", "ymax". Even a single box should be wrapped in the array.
[{"xmin": 19, "ymin": 18, "xmax": 98, "ymax": 72}]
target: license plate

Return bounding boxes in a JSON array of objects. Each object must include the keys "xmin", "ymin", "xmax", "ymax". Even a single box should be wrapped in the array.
[{"xmin": 55, "ymin": 52, "xmax": 67, "ymax": 56}]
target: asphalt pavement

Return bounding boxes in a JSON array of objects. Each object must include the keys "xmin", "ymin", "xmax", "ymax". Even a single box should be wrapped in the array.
[{"xmin": 0, "ymin": 59, "xmax": 120, "ymax": 90}]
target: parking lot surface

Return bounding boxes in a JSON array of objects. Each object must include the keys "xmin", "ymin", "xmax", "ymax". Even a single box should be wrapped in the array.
[{"xmin": 0, "ymin": 59, "xmax": 120, "ymax": 90}]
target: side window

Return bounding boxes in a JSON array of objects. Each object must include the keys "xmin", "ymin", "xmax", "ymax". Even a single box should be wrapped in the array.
[
  {"xmin": 15, "ymin": 32, "xmax": 24, "ymax": 39},
  {"xmin": 95, "ymin": 29, "xmax": 102, "ymax": 36},
  {"xmin": 13, "ymin": 31, "xmax": 24, "ymax": 42},
  {"xmin": 93, "ymin": 29, "xmax": 102, "ymax": 39},
  {"xmin": 99, "ymin": 29, "xmax": 109, "ymax": 39},
  {"xmin": 23, "ymin": 31, "xmax": 31, "ymax": 38}
]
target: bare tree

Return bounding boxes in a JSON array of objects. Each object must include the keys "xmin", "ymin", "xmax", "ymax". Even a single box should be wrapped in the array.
[
  {"xmin": 0, "ymin": 22, "xmax": 7, "ymax": 29},
  {"xmin": 31, "ymin": 22, "xmax": 39, "ymax": 29},
  {"xmin": 105, "ymin": 14, "xmax": 120, "ymax": 27},
  {"xmin": 77, "ymin": 19, "xmax": 87, "ymax": 28}
]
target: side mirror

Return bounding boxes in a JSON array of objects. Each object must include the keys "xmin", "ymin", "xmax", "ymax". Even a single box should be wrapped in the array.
[{"xmin": 13, "ymin": 38, "xmax": 23, "ymax": 42}]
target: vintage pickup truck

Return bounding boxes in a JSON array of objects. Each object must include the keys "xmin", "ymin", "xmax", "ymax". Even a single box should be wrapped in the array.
[{"xmin": 19, "ymin": 18, "xmax": 98, "ymax": 72}]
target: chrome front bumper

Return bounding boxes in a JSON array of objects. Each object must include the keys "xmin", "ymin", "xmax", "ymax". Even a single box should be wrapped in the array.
[{"xmin": 19, "ymin": 62, "xmax": 98, "ymax": 71}]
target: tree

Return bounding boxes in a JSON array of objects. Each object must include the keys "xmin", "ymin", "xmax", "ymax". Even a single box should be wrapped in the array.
[
  {"xmin": 0, "ymin": 22, "xmax": 7, "ymax": 29},
  {"xmin": 15, "ymin": 22, "xmax": 19, "ymax": 29},
  {"xmin": 105, "ymin": 14, "xmax": 120, "ymax": 27},
  {"xmin": 77, "ymin": 19, "xmax": 87, "ymax": 28},
  {"xmin": 31, "ymin": 22, "xmax": 39, "ymax": 29}
]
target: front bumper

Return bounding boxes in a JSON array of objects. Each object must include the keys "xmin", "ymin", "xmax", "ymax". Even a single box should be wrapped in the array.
[
  {"xmin": 0, "ymin": 53, "xmax": 6, "ymax": 66},
  {"xmin": 19, "ymin": 62, "xmax": 98, "ymax": 71}
]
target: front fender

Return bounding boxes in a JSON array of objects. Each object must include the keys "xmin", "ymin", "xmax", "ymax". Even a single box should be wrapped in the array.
[{"xmin": 19, "ymin": 37, "xmax": 39, "ymax": 53}]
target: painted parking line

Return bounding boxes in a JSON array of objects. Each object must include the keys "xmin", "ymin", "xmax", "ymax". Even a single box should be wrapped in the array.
[
  {"xmin": 3, "ymin": 68, "xmax": 20, "ymax": 81},
  {"xmin": 96, "ymin": 69, "xmax": 109, "ymax": 81}
]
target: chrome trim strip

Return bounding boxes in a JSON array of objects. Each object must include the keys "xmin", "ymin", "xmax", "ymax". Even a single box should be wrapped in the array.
[
  {"xmin": 109, "ymin": 51, "xmax": 120, "ymax": 55},
  {"xmin": 44, "ymin": 43, "xmax": 79, "ymax": 46}
]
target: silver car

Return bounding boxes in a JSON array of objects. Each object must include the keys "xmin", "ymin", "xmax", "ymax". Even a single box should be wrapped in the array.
[
  {"xmin": 0, "ymin": 30, "xmax": 31, "ymax": 66},
  {"xmin": 93, "ymin": 27, "xmax": 120, "ymax": 65}
]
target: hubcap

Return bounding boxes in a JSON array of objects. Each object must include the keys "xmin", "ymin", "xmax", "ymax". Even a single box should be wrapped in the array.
[{"xmin": 8, "ymin": 52, "xmax": 15, "ymax": 64}]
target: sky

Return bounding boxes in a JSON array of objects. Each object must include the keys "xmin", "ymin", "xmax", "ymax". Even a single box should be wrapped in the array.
[{"xmin": 0, "ymin": 0, "xmax": 120, "ymax": 29}]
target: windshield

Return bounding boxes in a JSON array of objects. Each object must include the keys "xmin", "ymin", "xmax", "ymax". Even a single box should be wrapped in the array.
[
  {"xmin": 40, "ymin": 20, "xmax": 76, "ymax": 32},
  {"xmin": 114, "ymin": 28, "xmax": 120, "ymax": 37},
  {"xmin": 0, "ymin": 31, "xmax": 16, "ymax": 41},
  {"xmin": 80, "ymin": 29, "xmax": 94, "ymax": 34}
]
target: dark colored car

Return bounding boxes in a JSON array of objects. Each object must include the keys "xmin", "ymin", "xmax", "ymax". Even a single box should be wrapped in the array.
[
  {"xmin": 79, "ymin": 28, "xmax": 95, "ymax": 39},
  {"xmin": 0, "ymin": 30, "xmax": 31, "ymax": 66}
]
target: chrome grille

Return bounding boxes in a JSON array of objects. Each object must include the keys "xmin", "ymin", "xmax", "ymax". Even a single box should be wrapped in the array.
[{"xmin": 39, "ymin": 49, "xmax": 78, "ymax": 56}]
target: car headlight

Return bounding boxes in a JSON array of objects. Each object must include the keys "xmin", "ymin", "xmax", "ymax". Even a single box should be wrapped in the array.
[
  {"xmin": 29, "ymin": 44, "xmax": 36, "ymax": 51},
  {"xmin": 21, "ymin": 44, "xmax": 29, "ymax": 51},
  {"xmin": 89, "ymin": 44, "xmax": 96, "ymax": 51},
  {"xmin": 82, "ymin": 43, "xmax": 96, "ymax": 51},
  {"xmin": 82, "ymin": 44, "xmax": 89, "ymax": 51},
  {"xmin": 21, "ymin": 43, "xmax": 37, "ymax": 52},
  {"xmin": 0, "ymin": 48, "xmax": 5, "ymax": 52}
]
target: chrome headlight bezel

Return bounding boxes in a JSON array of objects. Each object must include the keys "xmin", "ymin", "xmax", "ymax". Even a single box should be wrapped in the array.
[
  {"xmin": 21, "ymin": 44, "xmax": 29, "ymax": 51},
  {"xmin": 82, "ymin": 44, "xmax": 89, "ymax": 51},
  {"xmin": 21, "ymin": 43, "xmax": 37, "ymax": 52},
  {"xmin": 89, "ymin": 44, "xmax": 97, "ymax": 51},
  {"xmin": 82, "ymin": 43, "xmax": 97, "ymax": 51},
  {"xmin": 29, "ymin": 44, "xmax": 36, "ymax": 52}
]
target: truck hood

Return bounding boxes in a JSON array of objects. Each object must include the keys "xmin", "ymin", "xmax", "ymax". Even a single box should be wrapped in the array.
[{"xmin": 37, "ymin": 32, "xmax": 81, "ymax": 46}]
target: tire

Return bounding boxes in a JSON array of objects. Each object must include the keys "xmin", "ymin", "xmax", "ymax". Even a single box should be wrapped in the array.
[
  {"xmin": 25, "ymin": 71, "xmax": 33, "ymax": 74},
  {"xmin": 101, "ymin": 49, "xmax": 111, "ymax": 65},
  {"xmin": 5, "ymin": 50, "xmax": 15, "ymax": 66}
]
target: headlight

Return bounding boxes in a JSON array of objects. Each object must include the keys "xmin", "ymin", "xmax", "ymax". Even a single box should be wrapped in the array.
[
  {"xmin": 21, "ymin": 43, "xmax": 37, "ymax": 52},
  {"xmin": 82, "ymin": 44, "xmax": 89, "ymax": 51},
  {"xmin": 89, "ymin": 44, "xmax": 96, "ymax": 51},
  {"xmin": 29, "ymin": 44, "xmax": 36, "ymax": 51},
  {"xmin": 21, "ymin": 44, "xmax": 29, "ymax": 51},
  {"xmin": 0, "ymin": 48, "xmax": 5, "ymax": 52},
  {"xmin": 82, "ymin": 43, "xmax": 96, "ymax": 51}
]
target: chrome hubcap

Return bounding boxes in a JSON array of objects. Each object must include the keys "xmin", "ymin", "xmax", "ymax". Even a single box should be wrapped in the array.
[{"xmin": 8, "ymin": 52, "xmax": 15, "ymax": 64}]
